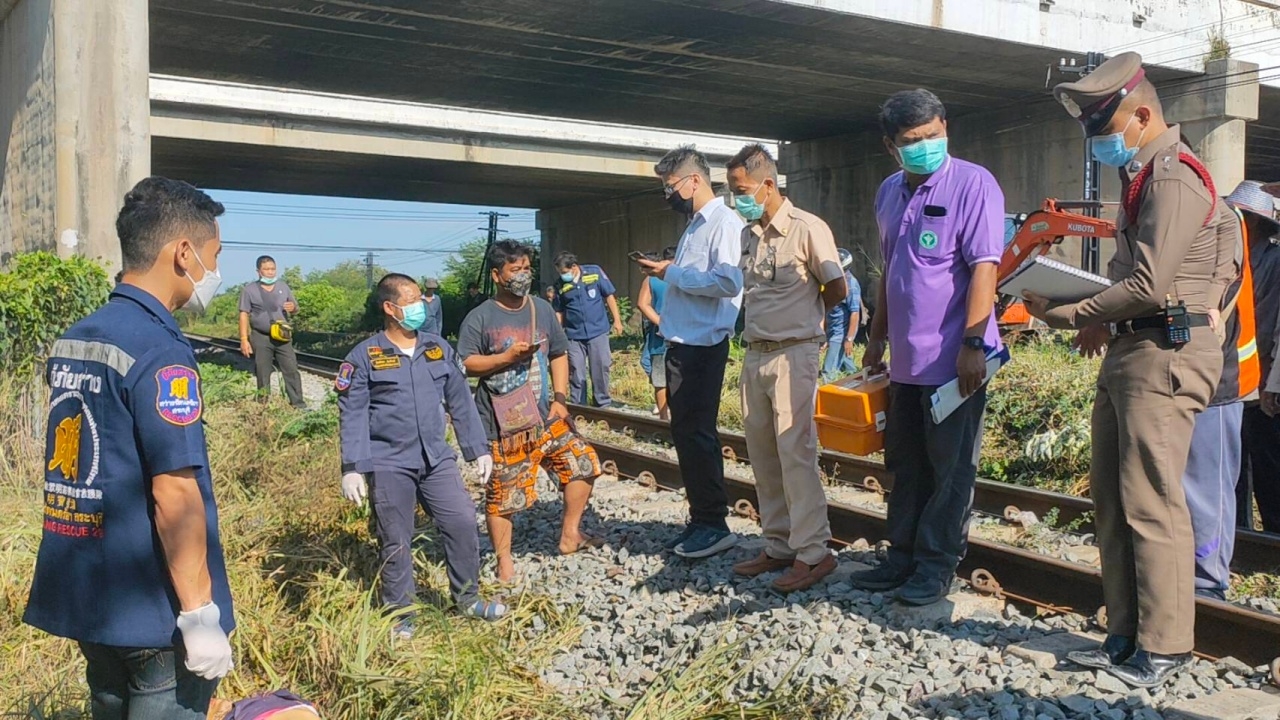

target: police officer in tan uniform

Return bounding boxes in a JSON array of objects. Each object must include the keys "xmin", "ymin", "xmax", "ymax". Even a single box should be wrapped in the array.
[
  {"xmin": 726, "ymin": 143, "xmax": 848, "ymax": 592},
  {"xmin": 1025, "ymin": 52, "xmax": 1232, "ymax": 688}
]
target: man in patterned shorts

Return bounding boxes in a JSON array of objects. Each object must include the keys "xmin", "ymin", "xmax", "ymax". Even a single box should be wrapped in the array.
[{"xmin": 458, "ymin": 240, "xmax": 603, "ymax": 584}]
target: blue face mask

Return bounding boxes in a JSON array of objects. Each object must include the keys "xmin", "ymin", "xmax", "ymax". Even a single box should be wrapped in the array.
[
  {"xmin": 397, "ymin": 300, "xmax": 427, "ymax": 332},
  {"xmin": 259, "ymin": 276, "xmax": 277, "ymax": 285},
  {"xmin": 560, "ymin": 271, "xmax": 575, "ymax": 283},
  {"xmin": 897, "ymin": 137, "xmax": 948, "ymax": 175},
  {"xmin": 1091, "ymin": 116, "xmax": 1143, "ymax": 168},
  {"xmin": 734, "ymin": 183, "xmax": 766, "ymax": 222}
]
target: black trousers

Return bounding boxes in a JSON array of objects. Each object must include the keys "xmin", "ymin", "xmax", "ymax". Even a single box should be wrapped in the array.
[
  {"xmin": 1239, "ymin": 406, "xmax": 1280, "ymax": 532},
  {"xmin": 249, "ymin": 329, "xmax": 306, "ymax": 408},
  {"xmin": 883, "ymin": 382, "xmax": 987, "ymax": 581},
  {"xmin": 666, "ymin": 340, "xmax": 730, "ymax": 530}
]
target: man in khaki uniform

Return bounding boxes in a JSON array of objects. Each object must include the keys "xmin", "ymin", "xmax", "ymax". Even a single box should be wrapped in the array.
[
  {"xmin": 726, "ymin": 143, "xmax": 847, "ymax": 592},
  {"xmin": 1025, "ymin": 52, "xmax": 1232, "ymax": 688}
]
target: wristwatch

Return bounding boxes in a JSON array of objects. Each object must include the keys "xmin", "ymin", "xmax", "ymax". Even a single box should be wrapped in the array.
[{"xmin": 962, "ymin": 336, "xmax": 985, "ymax": 351}]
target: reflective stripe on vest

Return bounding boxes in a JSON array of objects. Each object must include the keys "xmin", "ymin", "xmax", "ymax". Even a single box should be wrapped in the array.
[{"xmin": 1237, "ymin": 207, "xmax": 1261, "ymax": 398}]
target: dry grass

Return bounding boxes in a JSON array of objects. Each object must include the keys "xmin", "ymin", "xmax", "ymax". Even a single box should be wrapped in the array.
[{"xmin": 1, "ymin": 366, "xmax": 823, "ymax": 719}]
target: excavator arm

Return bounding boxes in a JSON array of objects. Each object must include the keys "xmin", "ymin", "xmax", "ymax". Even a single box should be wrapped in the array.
[{"xmin": 996, "ymin": 199, "xmax": 1116, "ymax": 331}]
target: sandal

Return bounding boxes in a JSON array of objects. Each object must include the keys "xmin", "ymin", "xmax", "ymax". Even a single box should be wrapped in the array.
[{"xmin": 560, "ymin": 535, "xmax": 606, "ymax": 555}]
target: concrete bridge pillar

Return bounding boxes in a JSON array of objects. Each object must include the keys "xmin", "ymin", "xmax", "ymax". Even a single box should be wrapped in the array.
[
  {"xmin": 1167, "ymin": 58, "xmax": 1260, "ymax": 193},
  {"xmin": 0, "ymin": 0, "xmax": 149, "ymax": 272}
]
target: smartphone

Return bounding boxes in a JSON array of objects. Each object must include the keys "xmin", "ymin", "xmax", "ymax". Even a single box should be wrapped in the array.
[{"xmin": 629, "ymin": 251, "xmax": 651, "ymax": 263}]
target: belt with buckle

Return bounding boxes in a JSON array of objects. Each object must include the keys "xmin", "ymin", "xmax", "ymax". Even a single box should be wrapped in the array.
[
  {"xmin": 1109, "ymin": 313, "xmax": 1210, "ymax": 335},
  {"xmin": 745, "ymin": 336, "xmax": 825, "ymax": 353}
]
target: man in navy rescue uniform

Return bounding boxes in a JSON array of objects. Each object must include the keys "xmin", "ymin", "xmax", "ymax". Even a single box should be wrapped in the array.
[
  {"xmin": 25, "ymin": 176, "xmax": 236, "ymax": 718},
  {"xmin": 336, "ymin": 273, "xmax": 507, "ymax": 639},
  {"xmin": 551, "ymin": 251, "xmax": 624, "ymax": 407}
]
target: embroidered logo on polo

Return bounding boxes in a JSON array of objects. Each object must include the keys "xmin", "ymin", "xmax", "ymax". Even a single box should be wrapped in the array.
[
  {"xmin": 335, "ymin": 362, "xmax": 355, "ymax": 392},
  {"xmin": 155, "ymin": 365, "xmax": 202, "ymax": 426},
  {"xmin": 919, "ymin": 231, "xmax": 939, "ymax": 250}
]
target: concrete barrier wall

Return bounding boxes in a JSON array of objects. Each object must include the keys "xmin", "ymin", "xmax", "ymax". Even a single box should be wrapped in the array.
[{"xmin": 0, "ymin": 0, "xmax": 55, "ymax": 265}]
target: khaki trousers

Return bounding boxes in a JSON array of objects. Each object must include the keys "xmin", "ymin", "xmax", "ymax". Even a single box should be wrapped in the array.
[
  {"xmin": 1092, "ymin": 326, "xmax": 1220, "ymax": 654},
  {"xmin": 741, "ymin": 341, "xmax": 831, "ymax": 565}
]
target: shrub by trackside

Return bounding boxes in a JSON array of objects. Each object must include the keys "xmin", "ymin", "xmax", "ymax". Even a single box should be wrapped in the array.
[{"xmin": 0, "ymin": 253, "xmax": 111, "ymax": 376}]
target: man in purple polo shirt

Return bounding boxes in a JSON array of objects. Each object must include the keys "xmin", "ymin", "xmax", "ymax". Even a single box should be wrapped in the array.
[{"xmin": 850, "ymin": 89, "xmax": 1005, "ymax": 606}]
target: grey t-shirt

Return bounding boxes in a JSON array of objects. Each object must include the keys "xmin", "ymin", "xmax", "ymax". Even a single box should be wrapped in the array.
[
  {"xmin": 423, "ymin": 295, "xmax": 444, "ymax": 336},
  {"xmin": 238, "ymin": 281, "xmax": 296, "ymax": 335},
  {"xmin": 456, "ymin": 296, "xmax": 568, "ymax": 441}
]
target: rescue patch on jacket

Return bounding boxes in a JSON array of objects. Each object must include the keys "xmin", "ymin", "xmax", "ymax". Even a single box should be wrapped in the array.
[
  {"xmin": 366, "ymin": 346, "xmax": 383, "ymax": 357},
  {"xmin": 155, "ymin": 365, "xmax": 202, "ymax": 426},
  {"xmin": 335, "ymin": 362, "xmax": 355, "ymax": 392},
  {"xmin": 371, "ymin": 356, "xmax": 402, "ymax": 371},
  {"xmin": 424, "ymin": 343, "xmax": 444, "ymax": 361}
]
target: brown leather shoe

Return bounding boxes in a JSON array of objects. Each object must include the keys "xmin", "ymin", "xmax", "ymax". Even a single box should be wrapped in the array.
[
  {"xmin": 732, "ymin": 551, "xmax": 794, "ymax": 577},
  {"xmin": 772, "ymin": 554, "xmax": 837, "ymax": 592}
]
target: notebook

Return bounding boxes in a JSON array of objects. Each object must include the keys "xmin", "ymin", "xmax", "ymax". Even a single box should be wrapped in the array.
[
  {"xmin": 929, "ymin": 346, "xmax": 1011, "ymax": 424},
  {"xmin": 998, "ymin": 255, "xmax": 1112, "ymax": 303}
]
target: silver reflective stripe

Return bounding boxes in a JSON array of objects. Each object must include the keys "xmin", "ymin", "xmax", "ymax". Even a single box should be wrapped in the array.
[{"xmin": 50, "ymin": 339, "xmax": 137, "ymax": 376}]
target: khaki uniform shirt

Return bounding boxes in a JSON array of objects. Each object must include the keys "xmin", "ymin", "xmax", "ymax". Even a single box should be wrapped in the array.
[
  {"xmin": 740, "ymin": 198, "xmax": 844, "ymax": 343},
  {"xmin": 1046, "ymin": 125, "xmax": 1232, "ymax": 328}
]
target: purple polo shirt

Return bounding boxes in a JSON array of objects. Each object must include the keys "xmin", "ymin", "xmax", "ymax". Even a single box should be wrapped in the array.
[{"xmin": 876, "ymin": 156, "xmax": 1005, "ymax": 386}]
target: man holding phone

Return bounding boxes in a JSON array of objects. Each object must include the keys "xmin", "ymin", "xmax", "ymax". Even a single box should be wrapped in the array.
[{"xmin": 642, "ymin": 145, "xmax": 746, "ymax": 559}]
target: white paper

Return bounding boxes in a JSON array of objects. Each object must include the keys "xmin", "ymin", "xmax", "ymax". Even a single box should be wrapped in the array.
[
  {"xmin": 929, "ymin": 348, "xmax": 1011, "ymax": 424},
  {"xmin": 998, "ymin": 255, "xmax": 1112, "ymax": 303}
]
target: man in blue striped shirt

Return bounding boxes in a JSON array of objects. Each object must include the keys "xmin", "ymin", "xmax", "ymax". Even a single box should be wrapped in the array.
[{"xmin": 639, "ymin": 146, "xmax": 745, "ymax": 559}]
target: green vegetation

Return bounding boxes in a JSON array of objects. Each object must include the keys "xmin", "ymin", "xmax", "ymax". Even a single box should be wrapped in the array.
[
  {"xmin": 610, "ymin": 334, "xmax": 1099, "ymax": 494},
  {"xmin": 0, "ymin": 253, "xmax": 111, "ymax": 375}
]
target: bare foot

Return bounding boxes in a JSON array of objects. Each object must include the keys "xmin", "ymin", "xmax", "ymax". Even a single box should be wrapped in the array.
[
  {"xmin": 559, "ymin": 534, "xmax": 605, "ymax": 555},
  {"xmin": 496, "ymin": 557, "xmax": 517, "ymax": 584}
]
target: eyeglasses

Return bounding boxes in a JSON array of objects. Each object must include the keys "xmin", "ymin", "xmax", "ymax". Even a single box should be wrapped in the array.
[{"xmin": 662, "ymin": 175, "xmax": 694, "ymax": 199}]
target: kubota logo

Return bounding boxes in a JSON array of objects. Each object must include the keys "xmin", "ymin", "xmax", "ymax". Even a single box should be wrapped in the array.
[{"xmin": 1068, "ymin": 223, "xmax": 1097, "ymax": 234}]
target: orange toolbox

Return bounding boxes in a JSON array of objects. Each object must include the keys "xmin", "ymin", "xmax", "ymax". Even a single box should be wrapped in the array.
[{"xmin": 815, "ymin": 369, "xmax": 890, "ymax": 456}]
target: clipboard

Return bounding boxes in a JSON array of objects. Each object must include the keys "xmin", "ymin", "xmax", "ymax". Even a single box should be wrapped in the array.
[{"xmin": 929, "ymin": 346, "xmax": 1011, "ymax": 424}]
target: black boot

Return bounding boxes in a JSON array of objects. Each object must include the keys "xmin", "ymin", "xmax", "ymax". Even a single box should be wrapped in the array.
[
  {"xmin": 1105, "ymin": 650, "xmax": 1192, "ymax": 688},
  {"xmin": 1065, "ymin": 634, "xmax": 1136, "ymax": 670}
]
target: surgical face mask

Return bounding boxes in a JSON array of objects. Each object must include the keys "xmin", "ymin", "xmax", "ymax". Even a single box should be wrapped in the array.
[
  {"xmin": 664, "ymin": 176, "xmax": 695, "ymax": 215},
  {"xmin": 896, "ymin": 137, "xmax": 949, "ymax": 175},
  {"xmin": 734, "ymin": 182, "xmax": 767, "ymax": 222},
  {"xmin": 1091, "ymin": 115, "xmax": 1143, "ymax": 168},
  {"xmin": 560, "ymin": 271, "xmax": 575, "ymax": 283},
  {"xmin": 258, "ymin": 275, "xmax": 277, "ymax": 285},
  {"xmin": 504, "ymin": 270, "xmax": 534, "ymax": 297},
  {"xmin": 181, "ymin": 250, "xmax": 222, "ymax": 314},
  {"xmin": 397, "ymin": 300, "xmax": 427, "ymax": 331}
]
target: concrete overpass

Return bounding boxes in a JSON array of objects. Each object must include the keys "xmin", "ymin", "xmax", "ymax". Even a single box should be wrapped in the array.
[{"xmin": 2, "ymin": 0, "xmax": 1278, "ymax": 289}]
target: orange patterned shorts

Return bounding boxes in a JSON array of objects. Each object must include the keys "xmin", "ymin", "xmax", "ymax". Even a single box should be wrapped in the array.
[{"xmin": 486, "ymin": 418, "xmax": 602, "ymax": 517}]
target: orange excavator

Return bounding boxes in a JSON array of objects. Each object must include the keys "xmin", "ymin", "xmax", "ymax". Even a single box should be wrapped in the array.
[{"xmin": 996, "ymin": 199, "xmax": 1116, "ymax": 333}]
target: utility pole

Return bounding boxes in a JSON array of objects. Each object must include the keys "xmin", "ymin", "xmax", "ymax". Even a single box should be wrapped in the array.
[
  {"xmin": 362, "ymin": 251, "xmax": 377, "ymax": 290},
  {"xmin": 477, "ymin": 211, "xmax": 509, "ymax": 297},
  {"xmin": 1057, "ymin": 51, "xmax": 1105, "ymax": 274}
]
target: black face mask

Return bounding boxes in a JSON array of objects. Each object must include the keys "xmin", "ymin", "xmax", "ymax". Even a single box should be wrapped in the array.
[{"xmin": 666, "ymin": 192, "xmax": 694, "ymax": 215}]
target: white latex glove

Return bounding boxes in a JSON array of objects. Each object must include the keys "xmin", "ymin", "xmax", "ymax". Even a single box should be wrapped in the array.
[
  {"xmin": 341, "ymin": 472, "xmax": 367, "ymax": 504},
  {"xmin": 474, "ymin": 455, "xmax": 494, "ymax": 484},
  {"xmin": 176, "ymin": 602, "xmax": 233, "ymax": 680}
]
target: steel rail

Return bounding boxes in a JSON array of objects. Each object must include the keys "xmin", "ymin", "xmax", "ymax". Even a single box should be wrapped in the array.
[
  {"xmin": 568, "ymin": 404, "xmax": 1280, "ymax": 576},
  {"xmin": 590, "ymin": 439, "xmax": 1280, "ymax": 667},
  {"xmin": 183, "ymin": 334, "xmax": 1280, "ymax": 666}
]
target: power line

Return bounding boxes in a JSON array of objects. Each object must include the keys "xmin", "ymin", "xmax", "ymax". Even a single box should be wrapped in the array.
[
  {"xmin": 222, "ymin": 241, "xmax": 465, "ymax": 254},
  {"xmin": 221, "ymin": 199, "xmax": 535, "ymax": 219},
  {"xmin": 1100, "ymin": 12, "xmax": 1258, "ymax": 53}
]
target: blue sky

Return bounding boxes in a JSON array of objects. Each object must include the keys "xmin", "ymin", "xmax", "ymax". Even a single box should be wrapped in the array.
[{"xmin": 207, "ymin": 189, "xmax": 539, "ymax": 288}]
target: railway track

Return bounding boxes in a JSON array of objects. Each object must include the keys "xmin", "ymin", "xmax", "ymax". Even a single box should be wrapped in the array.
[
  {"xmin": 185, "ymin": 334, "xmax": 1280, "ymax": 668},
  {"xmin": 569, "ymin": 404, "xmax": 1280, "ymax": 577}
]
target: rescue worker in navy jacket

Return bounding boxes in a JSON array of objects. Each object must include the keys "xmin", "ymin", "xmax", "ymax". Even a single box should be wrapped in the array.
[
  {"xmin": 25, "ymin": 177, "xmax": 235, "ymax": 718},
  {"xmin": 336, "ymin": 273, "xmax": 507, "ymax": 638}
]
